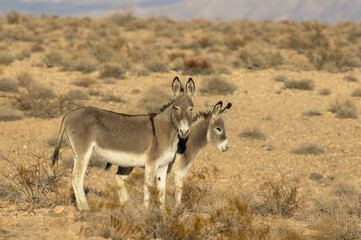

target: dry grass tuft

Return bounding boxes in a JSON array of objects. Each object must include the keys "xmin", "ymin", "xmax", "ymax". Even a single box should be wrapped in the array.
[
  {"xmin": 44, "ymin": 51, "xmax": 63, "ymax": 68},
  {"xmin": 66, "ymin": 89, "xmax": 90, "ymax": 100},
  {"xmin": 351, "ymin": 88, "xmax": 361, "ymax": 97},
  {"xmin": 74, "ymin": 76, "xmax": 96, "ymax": 88},
  {"xmin": 319, "ymin": 88, "xmax": 331, "ymax": 96},
  {"xmin": 137, "ymin": 90, "xmax": 172, "ymax": 113},
  {"xmin": 101, "ymin": 95, "xmax": 126, "ymax": 103},
  {"xmin": 199, "ymin": 76, "xmax": 238, "ymax": 95},
  {"xmin": 182, "ymin": 56, "xmax": 214, "ymax": 75},
  {"xmin": 312, "ymin": 183, "xmax": 361, "ymax": 240},
  {"xmin": 15, "ymin": 82, "xmax": 79, "ymax": 118},
  {"xmin": 239, "ymin": 127, "xmax": 266, "ymax": 140},
  {"xmin": 238, "ymin": 47, "xmax": 283, "ymax": 70},
  {"xmin": 329, "ymin": 98, "xmax": 358, "ymax": 119},
  {"xmin": 256, "ymin": 180, "xmax": 305, "ymax": 217},
  {"xmin": 0, "ymin": 108, "xmax": 24, "ymax": 122},
  {"xmin": 303, "ymin": 110, "xmax": 322, "ymax": 117},
  {"xmin": 0, "ymin": 78, "xmax": 19, "ymax": 92},
  {"xmin": 84, "ymin": 167, "xmax": 270, "ymax": 239},
  {"xmin": 0, "ymin": 154, "xmax": 67, "ymax": 208},
  {"xmin": 292, "ymin": 143, "xmax": 324, "ymax": 155},
  {"xmin": 284, "ymin": 79, "xmax": 314, "ymax": 91},
  {"xmin": 344, "ymin": 75, "xmax": 358, "ymax": 82},
  {"xmin": 99, "ymin": 63, "xmax": 126, "ymax": 79},
  {"xmin": 274, "ymin": 75, "xmax": 287, "ymax": 82},
  {"xmin": 0, "ymin": 51, "xmax": 15, "ymax": 65}
]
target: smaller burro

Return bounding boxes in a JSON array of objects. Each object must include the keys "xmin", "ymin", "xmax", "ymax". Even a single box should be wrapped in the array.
[{"xmin": 52, "ymin": 77, "xmax": 195, "ymax": 211}]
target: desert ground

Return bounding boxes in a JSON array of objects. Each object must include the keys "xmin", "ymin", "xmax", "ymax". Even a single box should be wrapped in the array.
[{"xmin": 0, "ymin": 12, "xmax": 361, "ymax": 239}]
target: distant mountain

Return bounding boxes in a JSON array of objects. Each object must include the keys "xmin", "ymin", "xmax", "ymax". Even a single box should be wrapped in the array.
[
  {"xmin": 1, "ymin": 0, "xmax": 361, "ymax": 23},
  {"xmin": 132, "ymin": 0, "xmax": 361, "ymax": 23}
]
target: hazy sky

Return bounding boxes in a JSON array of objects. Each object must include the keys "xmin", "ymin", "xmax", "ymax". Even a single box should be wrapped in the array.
[{"xmin": 0, "ymin": 0, "xmax": 183, "ymax": 16}]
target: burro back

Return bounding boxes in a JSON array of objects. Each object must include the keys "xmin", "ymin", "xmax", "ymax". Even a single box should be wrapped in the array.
[{"xmin": 52, "ymin": 77, "xmax": 195, "ymax": 210}]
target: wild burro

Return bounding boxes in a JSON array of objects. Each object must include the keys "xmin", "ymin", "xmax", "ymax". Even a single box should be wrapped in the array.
[
  {"xmin": 52, "ymin": 77, "xmax": 195, "ymax": 210},
  {"xmin": 109, "ymin": 101, "xmax": 232, "ymax": 206}
]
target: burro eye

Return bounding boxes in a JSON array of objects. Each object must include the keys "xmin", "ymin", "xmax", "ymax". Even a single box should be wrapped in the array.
[
  {"xmin": 189, "ymin": 107, "xmax": 193, "ymax": 112},
  {"xmin": 216, "ymin": 127, "xmax": 222, "ymax": 133},
  {"xmin": 173, "ymin": 106, "xmax": 180, "ymax": 111}
]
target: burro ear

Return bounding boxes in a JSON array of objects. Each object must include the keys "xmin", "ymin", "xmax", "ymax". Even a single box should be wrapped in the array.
[
  {"xmin": 172, "ymin": 77, "xmax": 182, "ymax": 96},
  {"xmin": 185, "ymin": 78, "xmax": 195, "ymax": 97},
  {"xmin": 220, "ymin": 102, "xmax": 232, "ymax": 115},
  {"xmin": 212, "ymin": 101, "xmax": 223, "ymax": 118}
]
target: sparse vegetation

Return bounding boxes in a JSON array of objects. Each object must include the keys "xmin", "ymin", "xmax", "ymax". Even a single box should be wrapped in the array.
[
  {"xmin": 0, "ymin": 78, "xmax": 19, "ymax": 92},
  {"xmin": 312, "ymin": 183, "xmax": 361, "ymax": 240},
  {"xmin": 200, "ymin": 76, "xmax": 238, "ymax": 95},
  {"xmin": 292, "ymin": 143, "xmax": 324, "ymax": 155},
  {"xmin": 256, "ymin": 180, "xmax": 305, "ymax": 217},
  {"xmin": 239, "ymin": 127, "xmax": 266, "ymax": 140},
  {"xmin": 344, "ymin": 75, "xmax": 358, "ymax": 82},
  {"xmin": 329, "ymin": 98, "xmax": 358, "ymax": 119},
  {"xmin": 237, "ymin": 47, "xmax": 283, "ymax": 70},
  {"xmin": 284, "ymin": 79, "xmax": 314, "ymax": 90},
  {"xmin": 274, "ymin": 75, "xmax": 287, "ymax": 82},
  {"xmin": 66, "ymin": 89, "xmax": 90, "ymax": 100},
  {"xmin": 99, "ymin": 63, "xmax": 125, "ymax": 79},
  {"xmin": 0, "ymin": 108, "xmax": 24, "ymax": 121},
  {"xmin": 303, "ymin": 110, "xmax": 322, "ymax": 117},
  {"xmin": 0, "ymin": 154, "xmax": 67, "ymax": 208},
  {"xmin": 351, "ymin": 88, "xmax": 361, "ymax": 97},
  {"xmin": 101, "ymin": 95, "xmax": 126, "ymax": 103},
  {"xmin": 319, "ymin": 88, "xmax": 331, "ymax": 95}
]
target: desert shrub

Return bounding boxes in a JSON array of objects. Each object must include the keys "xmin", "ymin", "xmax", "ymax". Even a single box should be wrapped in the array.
[
  {"xmin": 344, "ymin": 75, "xmax": 358, "ymax": 82},
  {"xmin": 6, "ymin": 11, "xmax": 21, "ymax": 24},
  {"xmin": 292, "ymin": 143, "xmax": 324, "ymax": 155},
  {"xmin": 303, "ymin": 110, "xmax": 322, "ymax": 117},
  {"xmin": 145, "ymin": 58, "xmax": 169, "ymax": 73},
  {"xmin": 16, "ymin": 84, "xmax": 78, "ymax": 118},
  {"xmin": 256, "ymin": 180, "xmax": 305, "ymax": 217},
  {"xmin": 44, "ymin": 51, "xmax": 63, "ymax": 68},
  {"xmin": 0, "ymin": 51, "xmax": 15, "ymax": 65},
  {"xmin": 71, "ymin": 57, "xmax": 98, "ymax": 73},
  {"xmin": 99, "ymin": 63, "xmax": 125, "ymax": 79},
  {"xmin": 16, "ymin": 71, "xmax": 34, "ymax": 87},
  {"xmin": 238, "ymin": 47, "xmax": 283, "ymax": 70},
  {"xmin": 0, "ymin": 154, "xmax": 67, "ymax": 208},
  {"xmin": 284, "ymin": 79, "xmax": 314, "ymax": 91},
  {"xmin": 329, "ymin": 98, "xmax": 358, "ymax": 119},
  {"xmin": 66, "ymin": 89, "xmax": 90, "ymax": 100},
  {"xmin": 0, "ymin": 108, "xmax": 23, "ymax": 121},
  {"xmin": 85, "ymin": 167, "xmax": 270, "ymax": 240},
  {"xmin": 239, "ymin": 127, "xmax": 266, "ymax": 140},
  {"xmin": 74, "ymin": 76, "xmax": 96, "ymax": 88},
  {"xmin": 137, "ymin": 90, "xmax": 172, "ymax": 113},
  {"xmin": 351, "ymin": 88, "xmax": 361, "ymax": 97},
  {"xmin": 16, "ymin": 49, "xmax": 31, "ymax": 60},
  {"xmin": 199, "ymin": 76, "xmax": 237, "ymax": 95},
  {"xmin": 319, "ymin": 88, "xmax": 331, "ymax": 96},
  {"xmin": 111, "ymin": 11, "xmax": 137, "ymax": 27},
  {"xmin": 90, "ymin": 42, "xmax": 113, "ymax": 63},
  {"xmin": 274, "ymin": 75, "xmax": 287, "ymax": 82},
  {"xmin": 0, "ymin": 78, "xmax": 19, "ymax": 92},
  {"xmin": 101, "ymin": 95, "xmax": 126, "ymax": 103},
  {"xmin": 312, "ymin": 183, "xmax": 361, "ymax": 240},
  {"xmin": 30, "ymin": 42, "xmax": 45, "ymax": 52},
  {"xmin": 292, "ymin": 22, "xmax": 331, "ymax": 70},
  {"xmin": 223, "ymin": 36, "xmax": 245, "ymax": 50},
  {"xmin": 182, "ymin": 56, "xmax": 214, "ymax": 75}
]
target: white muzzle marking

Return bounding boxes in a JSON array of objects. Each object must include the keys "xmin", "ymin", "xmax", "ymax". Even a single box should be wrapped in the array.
[
  {"xmin": 218, "ymin": 139, "xmax": 230, "ymax": 152},
  {"xmin": 178, "ymin": 120, "xmax": 190, "ymax": 138}
]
